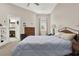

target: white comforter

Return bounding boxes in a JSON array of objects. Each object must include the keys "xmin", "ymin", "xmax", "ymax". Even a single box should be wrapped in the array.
[{"xmin": 12, "ymin": 36, "xmax": 72, "ymax": 56}]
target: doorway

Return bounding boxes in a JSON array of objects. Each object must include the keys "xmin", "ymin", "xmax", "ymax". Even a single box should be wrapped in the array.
[{"xmin": 9, "ymin": 16, "xmax": 20, "ymax": 40}]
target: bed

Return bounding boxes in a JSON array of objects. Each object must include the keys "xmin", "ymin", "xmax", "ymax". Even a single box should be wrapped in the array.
[{"xmin": 12, "ymin": 27, "xmax": 77, "ymax": 56}]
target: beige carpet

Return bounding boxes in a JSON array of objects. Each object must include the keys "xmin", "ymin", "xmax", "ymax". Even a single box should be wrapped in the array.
[{"xmin": 0, "ymin": 41, "xmax": 19, "ymax": 56}]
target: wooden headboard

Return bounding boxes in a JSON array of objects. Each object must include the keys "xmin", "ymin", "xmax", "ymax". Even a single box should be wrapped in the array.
[
  {"xmin": 59, "ymin": 30, "xmax": 75, "ymax": 33},
  {"xmin": 58, "ymin": 27, "xmax": 79, "ymax": 34},
  {"xmin": 58, "ymin": 27, "xmax": 79, "ymax": 40}
]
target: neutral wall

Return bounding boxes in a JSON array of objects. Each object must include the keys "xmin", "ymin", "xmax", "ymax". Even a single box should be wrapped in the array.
[
  {"xmin": 0, "ymin": 4, "xmax": 38, "ymax": 35},
  {"xmin": 50, "ymin": 3, "xmax": 79, "ymax": 33},
  {"xmin": 1, "ymin": 3, "xmax": 79, "ymax": 36}
]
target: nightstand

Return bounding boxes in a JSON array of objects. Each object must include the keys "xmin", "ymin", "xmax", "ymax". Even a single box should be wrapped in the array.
[
  {"xmin": 20, "ymin": 34, "xmax": 26, "ymax": 41},
  {"xmin": 72, "ymin": 39, "xmax": 79, "ymax": 55}
]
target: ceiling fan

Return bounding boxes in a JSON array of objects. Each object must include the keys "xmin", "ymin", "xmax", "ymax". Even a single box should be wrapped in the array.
[{"xmin": 27, "ymin": 3, "xmax": 40, "ymax": 7}]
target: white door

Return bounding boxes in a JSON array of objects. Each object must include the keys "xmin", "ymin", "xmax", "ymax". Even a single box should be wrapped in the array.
[
  {"xmin": 9, "ymin": 16, "xmax": 20, "ymax": 41},
  {"xmin": 15, "ymin": 17, "xmax": 20, "ymax": 40}
]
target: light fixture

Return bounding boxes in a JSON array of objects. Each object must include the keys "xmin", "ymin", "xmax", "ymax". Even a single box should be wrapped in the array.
[{"xmin": 27, "ymin": 3, "xmax": 40, "ymax": 7}]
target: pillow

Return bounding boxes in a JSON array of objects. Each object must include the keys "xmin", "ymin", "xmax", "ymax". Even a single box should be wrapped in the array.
[{"xmin": 56, "ymin": 32, "xmax": 76, "ymax": 41}]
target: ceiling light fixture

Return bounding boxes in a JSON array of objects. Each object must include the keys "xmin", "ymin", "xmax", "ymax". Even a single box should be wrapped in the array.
[{"xmin": 27, "ymin": 3, "xmax": 39, "ymax": 7}]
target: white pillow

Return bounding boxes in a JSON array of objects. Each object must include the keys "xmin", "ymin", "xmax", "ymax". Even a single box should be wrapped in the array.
[{"xmin": 56, "ymin": 32, "xmax": 76, "ymax": 40}]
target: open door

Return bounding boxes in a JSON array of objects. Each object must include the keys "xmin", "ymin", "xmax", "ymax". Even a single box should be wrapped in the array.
[{"xmin": 9, "ymin": 16, "xmax": 20, "ymax": 40}]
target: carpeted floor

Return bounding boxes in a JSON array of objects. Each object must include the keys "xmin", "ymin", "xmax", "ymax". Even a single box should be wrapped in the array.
[
  {"xmin": 0, "ymin": 41, "xmax": 19, "ymax": 56},
  {"xmin": 0, "ymin": 40, "xmax": 79, "ymax": 56}
]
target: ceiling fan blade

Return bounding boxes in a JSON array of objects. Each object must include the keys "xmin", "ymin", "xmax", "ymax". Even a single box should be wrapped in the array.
[
  {"xmin": 34, "ymin": 3, "xmax": 39, "ymax": 6},
  {"xmin": 26, "ymin": 3, "xmax": 39, "ymax": 7}
]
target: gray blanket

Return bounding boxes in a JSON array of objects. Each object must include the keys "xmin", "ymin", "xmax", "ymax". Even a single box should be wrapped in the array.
[{"xmin": 12, "ymin": 36, "xmax": 72, "ymax": 56}]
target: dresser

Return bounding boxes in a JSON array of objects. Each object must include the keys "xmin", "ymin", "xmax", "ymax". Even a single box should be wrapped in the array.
[{"xmin": 24, "ymin": 27, "xmax": 35, "ymax": 36}]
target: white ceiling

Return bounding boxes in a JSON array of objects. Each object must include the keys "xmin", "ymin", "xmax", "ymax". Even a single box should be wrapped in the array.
[{"xmin": 12, "ymin": 3, "xmax": 57, "ymax": 14}]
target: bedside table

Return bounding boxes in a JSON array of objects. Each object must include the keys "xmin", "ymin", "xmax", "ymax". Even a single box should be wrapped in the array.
[
  {"xmin": 20, "ymin": 34, "xmax": 26, "ymax": 41},
  {"xmin": 72, "ymin": 39, "xmax": 79, "ymax": 55}
]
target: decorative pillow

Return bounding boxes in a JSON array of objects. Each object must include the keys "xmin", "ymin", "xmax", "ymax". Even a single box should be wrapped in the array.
[{"xmin": 56, "ymin": 32, "xmax": 76, "ymax": 40}]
